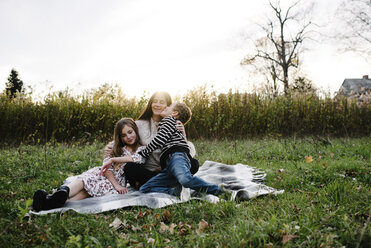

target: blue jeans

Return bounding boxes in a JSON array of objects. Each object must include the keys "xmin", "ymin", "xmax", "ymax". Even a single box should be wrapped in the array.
[{"xmin": 139, "ymin": 152, "xmax": 222, "ymax": 196}]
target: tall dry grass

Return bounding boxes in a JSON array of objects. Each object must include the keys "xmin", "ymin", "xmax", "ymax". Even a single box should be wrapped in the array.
[{"xmin": 1, "ymin": 85, "xmax": 370, "ymax": 143}]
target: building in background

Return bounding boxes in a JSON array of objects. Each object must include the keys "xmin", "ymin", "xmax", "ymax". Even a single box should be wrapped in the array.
[{"xmin": 337, "ymin": 75, "xmax": 371, "ymax": 104}]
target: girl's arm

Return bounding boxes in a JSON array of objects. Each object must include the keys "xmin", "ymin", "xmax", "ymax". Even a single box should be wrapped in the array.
[
  {"xmin": 99, "ymin": 155, "xmax": 134, "ymax": 175},
  {"xmin": 103, "ymin": 170, "xmax": 128, "ymax": 194}
]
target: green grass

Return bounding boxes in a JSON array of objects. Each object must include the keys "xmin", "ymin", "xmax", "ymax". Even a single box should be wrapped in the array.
[{"xmin": 0, "ymin": 138, "xmax": 370, "ymax": 247}]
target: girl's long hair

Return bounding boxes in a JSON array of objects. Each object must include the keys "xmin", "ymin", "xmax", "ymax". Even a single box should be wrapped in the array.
[
  {"xmin": 112, "ymin": 118, "xmax": 141, "ymax": 157},
  {"xmin": 137, "ymin": 92, "xmax": 172, "ymax": 121}
]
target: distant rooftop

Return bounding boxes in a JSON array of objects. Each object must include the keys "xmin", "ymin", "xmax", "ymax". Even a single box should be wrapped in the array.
[{"xmin": 338, "ymin": 75, "xmax": 371, "ymax": 97}]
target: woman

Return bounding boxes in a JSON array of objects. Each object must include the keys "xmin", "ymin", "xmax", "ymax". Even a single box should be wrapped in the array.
[{"xmin": 103, "ymin": 91, "xmax": 196, "ymax": 189}]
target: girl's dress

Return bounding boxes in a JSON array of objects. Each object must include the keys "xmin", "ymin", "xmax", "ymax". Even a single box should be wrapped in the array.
[{"xmin": 77, "ymin": 145, "xmax": 146, "ymax": 197}]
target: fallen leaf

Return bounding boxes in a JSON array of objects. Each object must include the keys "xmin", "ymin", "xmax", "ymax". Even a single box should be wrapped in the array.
[
  {"xmin": 135, "ymin": 211, "xmax": 144, "ymax": 219},
  {"xmin": 147, "ymin": 238, "xmax": 155, "ymax": 244},
  {"xmin": 131, "ymin": 225, "xmax": 141, "ymax": 232},
  {"xmin": 178, "ymin": 221, "xmax": 190, "ymax": 235},
  {"xmin": 305, "ymin": 156, "xmax": 313, "ymax": 163},
  {"xmin": 109, "ymin": 217, "xmax": 122, "ymax": 229},
  {"xmin": 196, "ymin": 219, "xmax": 209, "ymax": 234},
  {"xmin": 141, "ymin": 224, "xmax": 152, "ymax": 231},
  {"xmin": 39, "ymin": 235, "xmax": 47, "ymax": 241},
  {"xmin": 282, "ymin": 234, "xmax": 297, "ymax": 244},
  {"xmin": 163, "ymin": 209, "xmax": 171, "ymax": 222},
  {"xmin": 129, "ymin": 239, "xmax": 139, "ymax": 244},
  {"xmin": 159, "ymin": 222, "xmax": 169, "ymax": 233},
  {"xmin": 330, "ymin": 153, "xmax": 334, "ymax": 158},
  {"xmin": 169, "ymin": 223, "xmax": 177, "ymax": 234},
  {"xmin": 119, "ymin": 233, "xmax": 128, "ymax": 239}
]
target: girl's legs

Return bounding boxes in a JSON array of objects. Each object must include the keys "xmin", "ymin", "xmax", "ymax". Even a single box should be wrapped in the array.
[
  {"xmin": 67, "ymin": 190, "xmax": 90, "ymax": 201},
  {"xmin": 67, "ymin": 179, "xmax": 85, "ymax": 198},
  {"xmin": 32, "ymin": 179, "xmax": 89, "ymax": 211},
  {"xmin": 65, "ymin": 179, "xmax": 90, "ymax": 201}
]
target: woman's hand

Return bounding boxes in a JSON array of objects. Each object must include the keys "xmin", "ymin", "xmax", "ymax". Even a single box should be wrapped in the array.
[
  {"xmin": 115, "ymin": 185, "xmax": 128, "ymax": 194},
  {"xmin": 176, "ymin": 120, "xmax": 187, "ymax": 139},
  {"xmin": 100, "ymin": 158, "xmax": 113, "ymax": 175}
]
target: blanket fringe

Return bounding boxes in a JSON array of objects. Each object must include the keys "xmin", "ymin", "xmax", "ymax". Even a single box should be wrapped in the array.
[{"xmin": 251, "ymin": 168, "xmax": 266, "ymax": 184}]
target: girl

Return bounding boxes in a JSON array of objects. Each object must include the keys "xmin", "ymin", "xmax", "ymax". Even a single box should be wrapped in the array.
[{"xmin": 32, "ymin": 118, "xmax": 146, "ymax": 212}]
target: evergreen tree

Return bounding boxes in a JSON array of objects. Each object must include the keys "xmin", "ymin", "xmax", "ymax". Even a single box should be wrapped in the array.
[{"xmin": 5, "ymin": 69, "xmax": 24, "ymax": 98}]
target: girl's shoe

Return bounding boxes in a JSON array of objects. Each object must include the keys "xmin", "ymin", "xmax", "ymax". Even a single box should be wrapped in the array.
[
  {"xmin": 49, "ymin": 186, "xmax": 70, "ymax": 209},
  {"xmin": 32, "ymin": 189, "xmax": 47, "ymax": 212}
]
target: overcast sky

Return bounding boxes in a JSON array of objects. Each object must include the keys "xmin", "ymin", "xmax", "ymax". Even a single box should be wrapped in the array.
[{"xmin": 0, "ymin": 0, "xmax": 370, "ymax": 98}]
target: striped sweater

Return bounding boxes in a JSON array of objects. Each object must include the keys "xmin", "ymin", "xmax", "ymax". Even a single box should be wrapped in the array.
[{"xmin": 138, "ymin": 116, "xmax": 190, "ymax": 168}]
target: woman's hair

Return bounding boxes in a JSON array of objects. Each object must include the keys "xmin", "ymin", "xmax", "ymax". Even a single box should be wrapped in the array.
[
  {"xmin": 112, "ymin": 118, "xmax": 140, "ymax": 157},
  {"xmin": 137, "ymin": 91, "xmax": 172, "ymax": 121}
]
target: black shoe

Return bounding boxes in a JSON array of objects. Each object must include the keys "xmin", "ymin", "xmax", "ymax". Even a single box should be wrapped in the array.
[
  {"xmin": 172, "ymin": 184, "xmax": 182, "ymax": 197},
  {"xmin": 48, "ymin": 186, "xmax": 70, "ymax": 209},
  {"xmin": 32, "ymin": 189, "xmax": 47, "ymax": 212}
]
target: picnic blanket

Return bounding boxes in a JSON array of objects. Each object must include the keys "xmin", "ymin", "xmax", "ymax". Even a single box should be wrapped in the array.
[{"xmin": 29, "ymin": 161, "xmax": 283, "ymax": 215}]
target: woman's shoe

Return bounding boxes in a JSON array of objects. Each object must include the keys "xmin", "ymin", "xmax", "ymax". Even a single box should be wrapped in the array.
[{"xmin": 32, "ymin": 189, "xmax": 47, "ymax": 212}]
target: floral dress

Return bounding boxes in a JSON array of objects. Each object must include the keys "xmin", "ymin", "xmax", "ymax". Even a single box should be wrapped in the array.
[{"xmin": 77, "ymin": 145, "xmax": 146, "ymax": 197}]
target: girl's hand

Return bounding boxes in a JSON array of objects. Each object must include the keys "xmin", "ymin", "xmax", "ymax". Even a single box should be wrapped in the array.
[
  {"xmin": 176, "ymin": 121, "xmax": 186, "ymax": 138},
  {"xmin": 155, "ymin": 166, "xmax": 162, "ymax": 173},
  {"xmin": 100, "ymin": 158, "xmax": 113, "ymax": 175},
  {"xmin": 115, "ymin": 185, "xmax": 128, "ymax": 194}
]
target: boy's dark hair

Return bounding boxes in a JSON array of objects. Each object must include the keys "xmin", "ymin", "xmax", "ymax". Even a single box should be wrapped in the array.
[{"xmin": 173, "ymin": 102, "xmax": 192, "ymax": 125}]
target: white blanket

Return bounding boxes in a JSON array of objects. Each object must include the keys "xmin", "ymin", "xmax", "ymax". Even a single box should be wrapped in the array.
[{"xmin": 29, "ymin": 161, "xmax": 283, "ymax": 215}]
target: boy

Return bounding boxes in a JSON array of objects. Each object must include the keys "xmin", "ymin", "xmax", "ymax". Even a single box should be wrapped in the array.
[{"xmin": 138, "ymin": 102, "xmax": 223, "ymax": 197}]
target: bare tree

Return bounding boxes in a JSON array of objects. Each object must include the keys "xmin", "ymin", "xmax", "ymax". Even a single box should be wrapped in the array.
[
  {"xmin": 241, "ymin": 0, "xmax": 314, "ymax": 96},
  {"xmin": 335, "ymin": 0, "xmax": 371, "ymax": 62}
]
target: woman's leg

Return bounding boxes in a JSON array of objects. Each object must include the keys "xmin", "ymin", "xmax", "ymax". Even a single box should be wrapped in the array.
[{"xmin": 125, "ymin": 163, "xmax": 157, "ymax": 189}]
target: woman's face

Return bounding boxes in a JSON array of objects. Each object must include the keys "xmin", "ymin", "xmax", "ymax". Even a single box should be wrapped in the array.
[
  {"xmin": 120, "ymin": 125, "xmax": 137, "ymax": 146},
  {"xmin": 151, "ymin": 94, "xmax": 168, "ymax": 117}
]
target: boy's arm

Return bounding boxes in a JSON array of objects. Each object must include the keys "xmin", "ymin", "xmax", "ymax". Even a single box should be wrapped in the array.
[{"xmin": 138, "ymin": 117, "xmax": 176, "ymax": 158}]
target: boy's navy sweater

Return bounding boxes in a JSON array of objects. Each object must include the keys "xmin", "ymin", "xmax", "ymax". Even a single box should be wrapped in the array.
[{"xmin": 138, "ymin": 116, "xmax": 191, "ymax": 170}]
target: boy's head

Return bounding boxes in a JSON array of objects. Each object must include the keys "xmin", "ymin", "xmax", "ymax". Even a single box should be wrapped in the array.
[{"xmin": 161, "ymin": 102, "xmax": 192, "ymax": 125}]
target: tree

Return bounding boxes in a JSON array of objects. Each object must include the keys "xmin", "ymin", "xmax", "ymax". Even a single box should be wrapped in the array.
[
  {"xmin": 334, "ymin": 0, "xmax": 371, "ymax": 62},
  {"xmin": 241, "ymin": 0, "xmax": 314, "ymax": 96},
  {"xmin": 5, "ymin": 69, "xmax": 24, "ymax": 98},
  {"xmin": 290, "ymin": 76, "xmax": 317, "ymax": 95}
]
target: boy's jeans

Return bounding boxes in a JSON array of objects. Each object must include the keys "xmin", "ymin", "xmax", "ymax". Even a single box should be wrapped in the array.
[{"xmin": 139, "ymin": 152, "xmax": 222, "ymax": 196}]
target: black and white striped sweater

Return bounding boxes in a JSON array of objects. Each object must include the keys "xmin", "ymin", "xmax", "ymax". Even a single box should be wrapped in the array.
[{"xmin": 138, "ymin": 116, "xmax": 190, "ymax": 169}]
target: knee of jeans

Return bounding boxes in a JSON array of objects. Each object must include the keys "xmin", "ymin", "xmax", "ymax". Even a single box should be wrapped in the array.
[{"xmin": 177, "ymin": 174, "xmax": 194, "ymax": 188}]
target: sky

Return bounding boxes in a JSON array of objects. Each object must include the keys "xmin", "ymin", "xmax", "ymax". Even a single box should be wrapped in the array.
[{"xmin": 0, "ymin": 0, "xmax": 370, "ymax": 99}]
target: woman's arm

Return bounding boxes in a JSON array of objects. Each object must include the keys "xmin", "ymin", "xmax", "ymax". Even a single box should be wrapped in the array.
[{"xmin": 104, "ymin": 170, "xmax": 128, "ymax": 194}]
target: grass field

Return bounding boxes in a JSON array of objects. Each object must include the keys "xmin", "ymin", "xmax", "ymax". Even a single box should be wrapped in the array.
[{"xmin": 0, "ymin": 138, "xmax": 370, "ymax": 247}]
